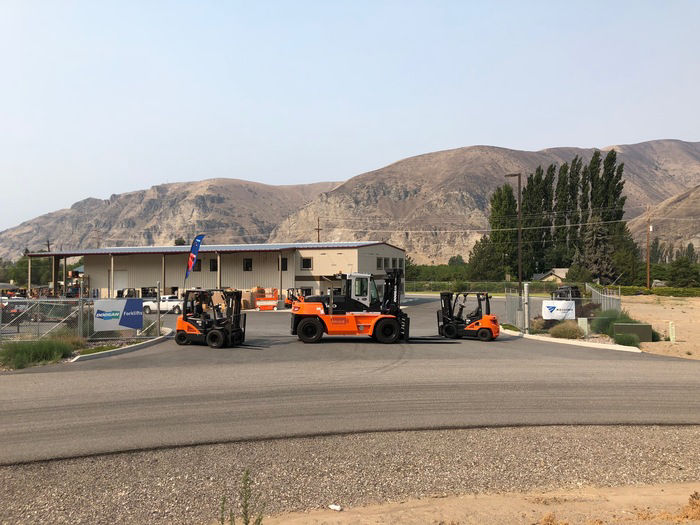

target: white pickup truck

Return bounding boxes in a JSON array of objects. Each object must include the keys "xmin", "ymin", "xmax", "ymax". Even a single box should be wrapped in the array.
[{"xmin": 143, "ymin": 295, "xmax": 182, "ymax": 314}]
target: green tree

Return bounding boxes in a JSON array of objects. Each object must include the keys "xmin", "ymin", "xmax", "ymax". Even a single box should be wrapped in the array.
[
  {"xmin": 548, "ymin": 162, "xmax": 570, "ymax": 267},
  {"xmin": 578, "ymin": 161, "xmax": 591, "ymax": 242},
  {"xmin": 567, "ymin": 156, "xmax": 582, "ymax": 257},
  {"xmin": 488, "ymin": 183, "xmax": 518, "ymax": 275},
  {"xmin": 668, "ymin": 257, "xmax": 700, "ymax": 287},
  {"xmin": 649, "ymin": 237, "xmax": 663, "ymax": 264},
  {"xmin": 599, "ymin": 150, "xmax": 626, "ymax": 225},
  {"xmin": 611, "ymin": 224, "xmax": 643, "ymax": 285},
  {"xmin": 583, "ymin": 216, "xmax": 615, "ymax": 284},
  {"xmin": 174, "ymin": 237, "xmax": 187, "ymax": 246},
  {"xmin": 467, "ymin": 237, "xmax": 504, "ymax": 280},
  {"xmin": 448, "ymin": 255, "xmax": 466, "ymax": 266}
]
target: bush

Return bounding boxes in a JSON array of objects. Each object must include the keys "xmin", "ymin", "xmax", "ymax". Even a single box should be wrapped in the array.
[
  {"xmin": 580, "ymin": 302, "xmax": 601, "ymax": 318},
  {"xmin": 652, "ymin": 329, "xmax": 661, "ymax": 342},
  {"xmin": 549, "ymin": 321, "xmax": 583, "ymax": 339},
  {"xmin": 617, "ymin": 286, "xmax": 700, "ymax": 297},
  {"xmin": 0, "ymin": 340, "xmax": 74, "ymax": 369},
  {"xmin": 590, "ymin": 309, "xmax": 637, "ymax": 337},
  {"xmin": 614, "ymin": 333, "xmax": 640, "ymax": 347}
]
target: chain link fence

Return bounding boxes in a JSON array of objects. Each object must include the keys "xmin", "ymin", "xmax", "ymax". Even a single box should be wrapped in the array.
[{"xmin": 585, "ymin": 283, "xmax": 621, "ymax": 312}]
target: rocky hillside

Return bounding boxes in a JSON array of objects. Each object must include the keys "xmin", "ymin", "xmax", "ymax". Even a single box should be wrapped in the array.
[
  {"xmin": 270, "ymin": 140, "xmax": 700, "ymax": 263},
  {"xmin": 628, "ymin": 184, "xmax": 700, "ymax": 250},
  {"xmin": 0, "ymin": 179, "xmax": 337, "ymax": 260}
]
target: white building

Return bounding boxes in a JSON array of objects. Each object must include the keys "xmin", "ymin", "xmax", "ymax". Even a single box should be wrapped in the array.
[{"xmin": 28, "ymin": 242, "xmax": 406, "ymax": 299}]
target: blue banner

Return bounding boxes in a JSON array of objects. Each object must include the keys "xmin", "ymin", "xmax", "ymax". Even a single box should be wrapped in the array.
[
  {"xmin": 94, "ymin": 299, "xmax": 143, "ymax": 331},
  {"xmin": 185, "ymin": 234, "xmax": 206, "ymax": 279}
]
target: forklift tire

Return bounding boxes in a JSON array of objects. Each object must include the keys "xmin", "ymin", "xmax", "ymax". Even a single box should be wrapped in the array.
[
  {"xmin": 297, "ymin": 317, "xmax": 324, "ymax": 343},
  {"xmin": 174, "ymin": 332, "xmax": 190, "ymax": 345},
  {"xmin": 477, "ymin": 328, "xmax": 492, "ymax": 342},
  {"xmin": 374, "ymin": 318, "xmax": 400, "ymax": 344},
  {"xmin": 206, "ymin": 329, "xmax": 227, "ymax": 348},
  {"xmin": 442, "ymin": 323, "xmax": 462, "ymax": 339}
]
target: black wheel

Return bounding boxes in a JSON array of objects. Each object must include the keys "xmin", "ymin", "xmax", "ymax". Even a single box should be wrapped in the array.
[
  {"xmin": 477, "ymin": 328, "xmax": 492, "ymax": 341},
  {"xmin": 144, "ymin": 306, "xmax": 151, "ymax": 314},
  {"xmin": 443, "ymin": 323, "xmax": 461, "ymax": 339},
  {"xmin": 173, "ymin": 305, "xmax": 181, "ymax": 314},
  {"xmin": 206, "ymin": 329, "xmax": 227, "ymax": 348},
  {"xmin": 297, "ymin": 317, "xmax": 324, "ymax": 343},
  {"xmin": 174, "ymin": 331, "xmax": 190, "ymax": 345},
  {"xmin": 374, "ymin": 318, "xmax": 400, "ymax": 344}
]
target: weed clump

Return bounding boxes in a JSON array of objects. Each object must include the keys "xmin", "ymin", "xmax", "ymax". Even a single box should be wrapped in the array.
[
  {"xmin": 0, "ymin": 340, "xmax": 74, "ymax": 369},
  {"xmin": 613, "ymin": 332, "xmax": 640, "ymax": 348},
  {"xmin": 549, "ymin": 321, "xmax": 583, "ymax": 339}
]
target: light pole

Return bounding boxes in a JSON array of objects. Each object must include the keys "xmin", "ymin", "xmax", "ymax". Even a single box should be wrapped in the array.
[{"xmin": 505, "ymin": 172, "xmax": 522, "ymax": 296}]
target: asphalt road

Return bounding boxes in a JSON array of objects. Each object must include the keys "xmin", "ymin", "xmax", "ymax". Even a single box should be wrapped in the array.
[{"xmin": 2, "ymin": 296, "xmax": 699, "ymax": 465}]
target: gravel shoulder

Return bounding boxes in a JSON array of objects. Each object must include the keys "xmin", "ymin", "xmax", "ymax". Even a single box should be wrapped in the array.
[{"xmin": 2, "ymin": 426, "xmax": 699, "ymax": 524}]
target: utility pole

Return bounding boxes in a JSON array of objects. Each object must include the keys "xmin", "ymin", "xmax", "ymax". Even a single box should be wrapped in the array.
[
  {"xmin": 315, "ymin": 218, "xmax": 322, "ymax": 243},
  {"xmin": 646, "ymin": 207, "xmax": 652, "ymax": 289},
  {"xmin": 505, "ymin": 173, "xmax": 523, "ymax": 296}
]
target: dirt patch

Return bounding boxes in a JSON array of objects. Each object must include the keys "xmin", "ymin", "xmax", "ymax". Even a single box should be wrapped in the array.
[
  {"xmin": 622, "ymin": 296, "xmax": 700, "ymax": 360},
  {"xmin": 264, "ymin": 483, "xmax": 700, "ymax": 524}
]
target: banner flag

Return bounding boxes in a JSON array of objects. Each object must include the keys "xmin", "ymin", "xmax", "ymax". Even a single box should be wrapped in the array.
[{"xmin": 185, "ymin": 234, "xmax": 206, "ymax": 279}]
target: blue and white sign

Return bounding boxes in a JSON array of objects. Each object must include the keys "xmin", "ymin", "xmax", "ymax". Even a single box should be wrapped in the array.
[
  {"xmin": 94, "ymin": 299, "xmax": 143, "ymax": 331},
  {"xmin": 542, "ymin": 300, "xmax": 576, "ymax": 320}
]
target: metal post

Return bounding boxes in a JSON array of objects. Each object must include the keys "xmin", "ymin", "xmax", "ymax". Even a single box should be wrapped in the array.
[
  {"xmin": 27, "ymin": 256, "xmax": 31, "ymax": 296},
  {"xmin": 62, "ymin": 257, "xmax": 67, "ymax": 297},
  {"xmin": 646, "ymin": 214, "xmax": 651, "ymax": 289},
  {"xmin": 110, "ymin": 254, "xmax": 114, "ymax": 298},
  {"xmin": 161, "ymin": 254, "xmax": 166, "ymax": 295},
  {"xmin": 523, "ymin": 282, "xmax": 530, "ymax": 334},
  {"xmin": 156, "ymin": 280, "xmax": 161, "ymax": 337},
  {"xmin": 505, "ymin": 173, "xmax": 523, "ymax": 297},
  {"xmin": 217, "ymin": 252, "xmax": 221, "ymax": 288},
  {"xmin": 78, "ymin": 278, "xmax": 83, "ymax": 338},
  {"xmin": 278, "ymin": 252, "xmax": 283, "ymax": 308}
]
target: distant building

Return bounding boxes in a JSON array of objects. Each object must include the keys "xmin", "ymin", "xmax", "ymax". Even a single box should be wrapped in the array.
[
  {"xmin": 28, "ymin": 242, "xmax": 406, "ymax": 300},
  {"xmin": 532, "ymin": 268, "xmax": 569, "ymax": 284}
]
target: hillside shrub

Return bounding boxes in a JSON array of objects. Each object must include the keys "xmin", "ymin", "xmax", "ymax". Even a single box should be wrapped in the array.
[
  {"xmin": 614, "ymin": 333, "xmax": 640, "ymax": 348},
  {"xmin": 0, "ymin": 340, "xmax": 74, "ymax": 369},
  {"xmin": 549, "ymin": 321, "xmax": 583, "ymax": 339},
  {"xmin": 591, "ymin": 309, "xmax": 637, "ymax": 337}
]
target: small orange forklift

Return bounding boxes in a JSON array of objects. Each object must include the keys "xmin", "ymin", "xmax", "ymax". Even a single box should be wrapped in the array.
[
  {"xmin": 290, "ymin": 269, "xmax": 409, "ymax": 343},
  {"xmin": 437, "ymin": 292, "xmax": 499, "ymax": 341},
  {"xmin": 175, "ymin": 288, "xmax": 246, "ymax": 348},
  {"xmin": 284, "ymin": 288, "xmax": 304, "ymax": 308}
]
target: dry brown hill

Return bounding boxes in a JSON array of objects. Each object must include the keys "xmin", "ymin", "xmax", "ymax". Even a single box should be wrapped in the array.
[
  {"xmin": 270, "ymin": 140, "xmax": 700, "ymax": 263},
  {"xmin": 628, "ymin": 184, "xmax": 700, "ymax": 250},
  {"xmin": 0, "ymin": 179, "xmax": 337, "ymax": 261}
]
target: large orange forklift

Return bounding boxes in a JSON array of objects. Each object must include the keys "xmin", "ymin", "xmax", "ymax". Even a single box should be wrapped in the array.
[
  {"xmin": 437, "ymin": 292, "xmax": 499, "ymax": 341},
  {"xmin": 175, "ymin": 288, "xmax": 246, "ymax": 348},
  {"xmin": 290, "ymin": 269, "xmax": 409, "ymax": 343}
]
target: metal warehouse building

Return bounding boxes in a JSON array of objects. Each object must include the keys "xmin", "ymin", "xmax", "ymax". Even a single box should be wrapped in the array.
[{"xmin": 28, "ymin": 242, "xmax": 406, "ymax": 300}]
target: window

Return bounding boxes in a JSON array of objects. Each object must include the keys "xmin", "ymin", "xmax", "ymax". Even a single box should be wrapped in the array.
[
  {"xmin": 301, "ymin": 257, "xmax": 313, "ymax": 270},
  {"xmin": 243, "ymin": 258, "xmax": 253, "ymax": 271},
  {"xmin": 376, "ymin": 257, "xmax": 383, "ymax": 270},
  {"xmin": 193, "ymin": 259, "xmax": 201, "ymax": 272},
  {"xmin": 210, "ymin": 258, "xmax": 218, "ymax": 272},
  {"xmin": 279, "ymin": 257, "xmax": 288, "ymax": 271},
  {"xmin": 384, "ymin": 257, "xmax": 390, "ymax": 269},
  {"xmin": 354, "ymin": 277, "xmax": 368, "ymax": 297},
  {"xmin": 370, "ymin": 280, "xmax": 379, "ymax": 302},
  {"xmin": 300, "ymin": 287, "xmax": 312, "ymax": 297},
  {"xmin": 392, "ymin": 258, "xmax": 398, "ymax": 269},
  {"xmin": 398, "ymin": 258, "xmax": 404, "ymax": 269}
]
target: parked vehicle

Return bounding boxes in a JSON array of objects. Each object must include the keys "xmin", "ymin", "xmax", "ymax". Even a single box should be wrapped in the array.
[
  {"xmin": 143, "ymin": 295, "xmax": 182, "ymax": 314},
  {"xmin": 437, "ymin": 292, "xmax": 499, "ymax": 341},
  {"xmin": 290, "ymin": 269, "xmax": 409, "ymax": 343},
  {"xmin": 175, "ymin": 289, "xmax": 246, "ymax": 348}
]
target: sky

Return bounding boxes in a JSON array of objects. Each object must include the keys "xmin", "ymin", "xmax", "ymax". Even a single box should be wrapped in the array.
[{"xmin": 1, "ymin": 0, "xmax": 699, "ymax": 231}]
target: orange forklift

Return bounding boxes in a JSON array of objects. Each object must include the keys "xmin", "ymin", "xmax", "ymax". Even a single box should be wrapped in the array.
[
  {"xmin": 437, "ymin": 292, "xmax": 499, "ymax": 341},
  {"xmin": 284, "ymin": 288, "xmax": 305, "ymax": 308},
  {"xmin": 175, "ymin": 288, "xmax": 246, "ymax": 348},
  {"xmin": 290, "ymin": 269, "xmax": 409, "ymax": 343}
]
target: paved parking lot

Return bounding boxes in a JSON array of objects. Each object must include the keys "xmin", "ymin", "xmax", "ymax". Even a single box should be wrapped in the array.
[{"xmin": 1, "ymin": 296, "xmax": 699, "ymax": 464}]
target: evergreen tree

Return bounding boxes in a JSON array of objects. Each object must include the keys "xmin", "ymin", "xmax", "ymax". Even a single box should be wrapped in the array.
[
  {"xmin": 649, "ymin": 237, "xmax": 663, "ymax": 264},
  {"xmin": 583, "ymin": 215, "xmax": 615, "ymax": 284},
  {"xmin": 611, "ymin": 223, "xmax": 643, "ymax": 285},
  {"xmin": 668, "ymin": 257, "xmax": 700, "ymax": 287},
  {"xmin": 549, "ymin": 162, "xmax": 570, "ymax": 267},
  {"xmin": 685, "ymin": 243, "xmax": 698, "ymax": 264},
  {"xmin": 448, "ymin": 255, "xmax": 466, "ymax": 266},
  {"xmin": 567, "ymin": 156, "xmax": 582, "ymax": 257},
  {"xmin": 541, "ymin": 164, "xmax": 556, "ymax": 264},
  {"xmin": 488, "ymin": 184, "xmax": 518, "ymax": 275},
  {"xmin": 599, "ymin": 150, "xmax": 626, "ymax": 224},
  {"xmin": 520, "ymin": 167, "xmax": 546, "ymax": 277},
  {"xmin": 466, "ymin": 237, "xmax": 504, "ymax": 280},
  {"xmin": 588, "ymin": 150, "xmax": 604, "ymax": 216},
  {"xmin": 579, "ymin": 161, "xmax": 591, "ymax": 242},
  {"xmin": 566, "ymin": 247, "xmax": 592, "ymax": 282}
]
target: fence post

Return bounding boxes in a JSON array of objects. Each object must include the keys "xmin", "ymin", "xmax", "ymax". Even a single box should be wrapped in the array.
[
  {"xmin": 669, "ymin": 321, "xmax": 676, "ymax": 343},
  {"xmin": 78, "ymin": 283, "xmax": 83, "ymax": 339},
  {"xmin": 523, "ymin": 282, "xmax": 530, "ymax": 334},
  {"xmin": 156, "ymin": 280, "xmax": 161, "ymax": 337}
]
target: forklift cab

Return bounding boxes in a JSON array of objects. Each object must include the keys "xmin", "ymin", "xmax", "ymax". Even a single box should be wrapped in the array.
[
  {"xmin": 310, "ymin": 273, "xmax": 381, "ymax": 314},
  {"xmin": 176, "ymin": 288, "xmax": 246, "ymax": 347}
]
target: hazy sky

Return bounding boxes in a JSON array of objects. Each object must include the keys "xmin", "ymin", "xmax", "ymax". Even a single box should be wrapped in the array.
[{"xmin": 1, "ymin": 1, "xmax": 699, "ymax": 231}]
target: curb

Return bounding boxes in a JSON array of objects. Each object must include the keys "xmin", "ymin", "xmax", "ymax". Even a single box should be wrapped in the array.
[
  {"xmin": 500, "ymin": 328, "xmax": 642, "ymax": 353},
  {"xmin": 71, "ymin": 328, "xmax": 173, "ymax": 362}
]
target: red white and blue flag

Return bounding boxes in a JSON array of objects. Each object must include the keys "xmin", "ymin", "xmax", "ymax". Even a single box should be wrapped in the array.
[{"xmin": 185, "ymin": 234, "xmax": 205, "ymax": 279}]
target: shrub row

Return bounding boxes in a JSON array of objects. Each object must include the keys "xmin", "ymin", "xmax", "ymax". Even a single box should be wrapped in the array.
[
  {"xmin": 618, "ymin": 286, "xmax": 700, "ymax": 297},
  {"xmin": 0, "ymin": 340, "xmax": 75, "ymax": 369}
]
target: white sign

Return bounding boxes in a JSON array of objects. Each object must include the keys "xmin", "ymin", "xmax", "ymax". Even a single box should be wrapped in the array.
[
  {"xmin": 94, "ymin": 299, "xmax": 143, "ymax": 331},
  {"xmin": 542, "ymin": 300, "xmax": 576, "ymax": 320}
]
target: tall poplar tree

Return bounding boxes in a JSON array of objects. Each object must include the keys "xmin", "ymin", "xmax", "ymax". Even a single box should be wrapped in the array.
[
  {"xmin": 549, "ymin": 162, "xmax": 570, "ymax": 267},
  {"xmin": 488, "ymin": 184, "xmax": 518, "ymax": 275},
  {"xmin": 567, "ymin": 156, "xmax": 582, "ymax": 257}
]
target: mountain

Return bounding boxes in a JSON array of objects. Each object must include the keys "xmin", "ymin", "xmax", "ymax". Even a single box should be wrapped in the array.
[
  {"xmin": 628, "ymin": 184, "xmax": 700, "ymax": 250},
  {"xmin": 2, "ymin": 139, "xmax": 699, "ymax": 264},
  {"xmin": 0, "ymin": 179, "xmax": 338, "ymax": 261},
  {"xmin": 269, "ymin": 139, "xmax": 700, "ymax": 263}
]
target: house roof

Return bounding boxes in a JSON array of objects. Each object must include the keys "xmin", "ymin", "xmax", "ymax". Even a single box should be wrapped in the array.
[
  {"xmin": 28, "ymin": 241, "xmax": 405, "ymax": 258},
  {"xmin": 533, "ymin": 267, "xmax": 570, "ymax": 281}
]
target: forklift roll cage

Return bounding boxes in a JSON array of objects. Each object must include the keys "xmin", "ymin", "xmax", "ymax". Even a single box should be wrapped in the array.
[{"xmin": 175, "ymin": 288, "xmax": 246, "ymax": 348}]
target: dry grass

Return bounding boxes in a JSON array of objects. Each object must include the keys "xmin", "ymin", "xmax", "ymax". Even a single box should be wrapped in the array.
[
  {"xmin": 635, "ymin": 491, "xmax": 700, "ymax": 522},
  {"xmin": 549, "ymin": 321, "xmax": 583, "ymax": 339},
  {"xmin": 539, "ymin": 512, "xmax": 569, "ymax": 525}
]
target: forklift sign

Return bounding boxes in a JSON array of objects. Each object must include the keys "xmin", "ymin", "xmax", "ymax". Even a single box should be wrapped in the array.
[
  {"xmin": 542, "ymin": 300, "xmax": 576, "ymax": 320},
  {"xmin": 94, "ymin": 299, "xmax": 143, "ymax": 331}
]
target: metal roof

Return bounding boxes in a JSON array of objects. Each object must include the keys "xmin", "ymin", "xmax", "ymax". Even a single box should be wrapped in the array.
[{"xmin": 28, "ymin": 241, "xmax": 404, "ymax": 258}]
